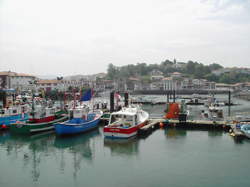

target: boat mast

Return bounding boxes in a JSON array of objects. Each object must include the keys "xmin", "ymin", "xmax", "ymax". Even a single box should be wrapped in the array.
[{"xmin": 73, "ymin": 88, "xmax": 76, "ymax": 109}]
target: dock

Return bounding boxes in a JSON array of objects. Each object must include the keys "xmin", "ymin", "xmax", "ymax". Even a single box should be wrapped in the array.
[
  {"xmin": 138, "ymin": 119, "xmax": 166, "ymax": 137},
  {"xmin": 138, "ymin": 118, "xmax": 231, "ymax": 137},
  {"xmin": 131, "ymin": 101, "xmax": 166, "ymax": 105},
  {"xmin": 229, "ymin": 124, "xmax": 246, "ymax": 139},
  {"xmin": 168, "ymin": 119, "xmax": 228, "ymax": 126}
]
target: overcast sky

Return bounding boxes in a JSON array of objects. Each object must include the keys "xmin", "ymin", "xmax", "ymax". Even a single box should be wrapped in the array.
[{"xmin": 0, "ymin": 0, "xmax": 250, "ymax": 76}]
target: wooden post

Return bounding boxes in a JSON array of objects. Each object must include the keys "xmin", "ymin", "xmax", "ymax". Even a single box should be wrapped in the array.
[
  {"xmin": 110, "ymin": 92, "xmax": 114, "ymax": 112},
  {"xmin": 173, "ymin": 90, "xmax": 176, "ymax": 103},
  {"xmin": 228, "ymin": 90, "xmax": 231, "ymax": 116},
  {"xmin": 2, "ymin": 91, "xmax": 7, "ymax": 108},
  {"xmin": 124, "ymin": 92, "xmax": 129, "ymax": 107}
]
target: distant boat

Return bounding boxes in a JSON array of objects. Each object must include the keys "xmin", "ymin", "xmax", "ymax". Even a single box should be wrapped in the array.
[
  {"xmin": 0, "ymin": 105, "xmax": 29, "ymax": 129},
  {"xmin": 54, "ymin": 107, "xmax": 103, "ymax": 136},
  {"xmin": 103, "ymin": 105, "xmax": 149, "ymax": 139},
  {"xmin": 54, "ymin": 88, "xmax": 103, "ymax": 136},
  {"xmin": 10, "ymin": 106, "xmax": 67, "ymax": 134},
  {"xmin": 201, "ymin": 104, "xmax": 224, "ymax": 121},
  {"xmin": 208, "ymin": 105, "xmax": 220, "ymax": 112},
  {"xmin": 234, "ymin": 115, "xmax": 250, "ymax": 122},
  {"xmin": 186, "ymin": 98, "xmax": 204, "ymax": 105},
  {"xmin": 241, "ymin": 124, "xmax": 250, "ymax": 138}
]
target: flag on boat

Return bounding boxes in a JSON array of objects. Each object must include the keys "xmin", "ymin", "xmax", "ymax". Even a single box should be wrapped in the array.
[
  {"xmin": 80, "ymin": 89, "xmax": 93, "ymax": 101},
  {"xmin": 114, "ymin": 92, "xmax": 122, "ymax": 101}
]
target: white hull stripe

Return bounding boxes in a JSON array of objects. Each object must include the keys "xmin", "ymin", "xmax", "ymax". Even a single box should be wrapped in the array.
[
  {"xmin": 104, "ymin": 131, "xmax": 137, "ymax": 138},
  {"xmin": 24, "ymin": 116, "xmax": 68, "ymax": 126},
  {"xmin": 30, "ymin": 126, "xmax": 54, "ymax": 132}
]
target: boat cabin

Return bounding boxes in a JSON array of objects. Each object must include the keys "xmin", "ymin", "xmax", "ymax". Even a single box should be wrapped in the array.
[
  {"xmin": 109, "ymin": 108, "xmax": 141, "ymax": 128},
  {"xmin": 32, "ymin": 106, "xmax": 55, "ymax": 119},
  {"xmin": 241, "ymin": 124, "xmax": 250, "ymax": 131},
  {"xmin": 70, "ymin": 107, "xmax": 90, "ymax": 119},
  {"xmin": 110, "ymin": 114, "xmax": 136, "ymax": 128},
  {"xmin": 0, "ymin": 105, "xmax": 29, "ymax": 117}
]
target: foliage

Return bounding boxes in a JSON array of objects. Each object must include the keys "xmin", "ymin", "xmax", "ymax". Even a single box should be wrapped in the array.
[
  {"xmin": 106, "ymin": 60, "xmax": 250, "ymax": 84},
  {"xmin": 107, "ymin": 60, "xmax": 223, "ymax": 80}
]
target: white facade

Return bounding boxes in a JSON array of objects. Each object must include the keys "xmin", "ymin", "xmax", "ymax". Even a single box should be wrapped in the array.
[
  {"xmin": 0, "ymin": 71, "xmax": 36, "ymax": 91},
  {"xmin": 36, "ymin": 80, "xmax": 64, "ymax": 91},
  {"xmin": 163, "ymin": 77, "xmax": 175, "ymax": 90},
  {"xmin": 10, "ymin": 76, "xmax": 36, "ymax": 91}
]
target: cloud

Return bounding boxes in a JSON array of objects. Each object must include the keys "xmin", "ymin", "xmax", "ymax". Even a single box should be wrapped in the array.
[
  {"xmin": 199, "ymin": 0, "xmax": 250, "ymax": 23},
  {"xmin": 0, "ymin": 0, "xmax": 250, "ymax": 75}
]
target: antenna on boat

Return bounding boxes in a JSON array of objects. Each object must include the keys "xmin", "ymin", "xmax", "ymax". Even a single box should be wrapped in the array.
[
  {"xmin": 73, "ymin": 88, "xmax": 76, "ymax": 109},
  {"xmin": 29, "ymin": 80, "xmax": 37, "ymax": 119},
  {"xmin": 124, "ymin": 92, "xmax": 129, "ymax": 107}
]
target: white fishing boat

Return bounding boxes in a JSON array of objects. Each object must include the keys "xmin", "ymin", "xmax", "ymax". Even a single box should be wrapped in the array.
[
  {"xmin": 103, "ymin": 105, "xmax": 149, "ymax": 139},
  {"xmin": 241, "ymin": 124, "xmax": 250, "ymax": 138}
]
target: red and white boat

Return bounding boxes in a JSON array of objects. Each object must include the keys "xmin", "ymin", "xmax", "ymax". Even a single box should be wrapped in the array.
[{"xmin": 103, "ymin": 106, "xmax": 149, "ymax": 139}]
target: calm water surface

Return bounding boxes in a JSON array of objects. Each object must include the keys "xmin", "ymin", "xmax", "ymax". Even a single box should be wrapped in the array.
[
  {"xmin": 1, "ymin": 96, "xmax": 250, "ymax": 187},
  {"xmin": 1, "ymin": 127, "xmax": 250, "ymax": 187}
]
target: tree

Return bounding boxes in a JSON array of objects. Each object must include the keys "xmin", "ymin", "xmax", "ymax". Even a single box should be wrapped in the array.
[
  {"xmin": 204, "ymin": 73, "xmax": 219, "ymax": 82},
  {"xmin": 107, "ymin": 63, "xmax": 119, "ymax": 80},
  {"xmin": 186, "ymin": 61, "xmax": 196, "ymax": 74},
  {"xmin": 208, "ymin": 63, "xmax": 223, "ymax": 71}
]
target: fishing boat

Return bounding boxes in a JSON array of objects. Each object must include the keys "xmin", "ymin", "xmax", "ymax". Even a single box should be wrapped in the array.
[
  {"xmin": 208, "ymin": 104, "xmax": 220, "ymax": 112},
  {"xmin": 0, "ymin": 105, "xmax": 29, "ymax": 129},
  {"xmin": 10, "ymin": 106, "xmax": 67, "ymax": 134},
  {"xmin": 103, "ymin": 105, "xmax": 149, "ymax": 139},
  {"xmin": 234, "ymin": 115, "xmax": 250, "ymax": 122},
  {"xmin": 241, "ymin": 124, "xmax": 250, "ymax": 138},
  {"xmin": 54, "ymin": 89, "xmax": 103, "ymax": 136},
  {"xmin": 54, "ymin": 106, "xmax": 103, "ymax": 135}
]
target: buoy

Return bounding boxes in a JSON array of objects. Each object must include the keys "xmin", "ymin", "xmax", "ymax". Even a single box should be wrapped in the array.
[{"xmin": 159, "ymin": 122, "xmax": 164, "ymax": 128}]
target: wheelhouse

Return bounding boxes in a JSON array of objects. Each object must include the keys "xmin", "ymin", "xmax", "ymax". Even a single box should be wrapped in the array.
[{"xmin": 109, "ymin": 113, "xmax": 138, "ymax": 128}]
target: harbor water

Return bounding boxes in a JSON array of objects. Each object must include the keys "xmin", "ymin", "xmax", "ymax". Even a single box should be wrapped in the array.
[{"xmin": 1, "ymin": 95, "xmax": 250, "ymax": 187}]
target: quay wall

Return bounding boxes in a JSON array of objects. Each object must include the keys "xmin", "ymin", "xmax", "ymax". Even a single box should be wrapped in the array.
[{"xmin": 131, "ymin": 89, "xmax": 230, "ymax": 95}]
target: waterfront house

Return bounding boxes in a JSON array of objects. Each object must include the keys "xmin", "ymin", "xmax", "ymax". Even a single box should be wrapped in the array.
[
  {"xmin": 170, "ymin": 72, "xmax": 182, "ymax": 78},
  {"xmin": 150, "ymin": 70, "xmax": 164, "ymax": 81},
  {"xmin": 36, "ymin": 79, "xmax": 63, "ymax": 92},
  {"xmin": 0, "ymin": 71, "xmax": 37, "ymax": 91},
  {"xmin": 215, "ymin": 83, "xmax": 234, "ymax": 91}
]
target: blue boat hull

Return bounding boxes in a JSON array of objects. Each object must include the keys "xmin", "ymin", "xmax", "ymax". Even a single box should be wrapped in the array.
[
  {"xmin": 54, "ymin": 116, "xmax": 101, "ymax": 135},
  {"xmin": 0, "ymin": 113, "xmax": 29, "ymax": 127}
]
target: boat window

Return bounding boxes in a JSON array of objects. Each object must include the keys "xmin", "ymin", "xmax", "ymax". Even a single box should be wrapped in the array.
[
  {"xmin": 73, "ymin": 110, "xmax": 82, "ymax": 118},
  {"xmin": 50, "ymin": 109, "xmax": 55, "ymax": 114},
  {"xmin": 243, "ymin": 126, "xmax": 250, "ymax": 130},
  {"xmin": 126, "ymin": 115, "xmax": 134, "ymax": 122},
  {"xmin": 13, "ymin": 109, "xmax": 17, "ymax": 114},
  {"xmin": 110, "ymin": 115, "xmax": 123, "ymax": 123}
]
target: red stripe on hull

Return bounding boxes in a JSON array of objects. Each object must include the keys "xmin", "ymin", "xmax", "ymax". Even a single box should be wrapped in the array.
[
  {"xmin": 104, "ymin": 122, "xmax": 146, "ymax": 134},
  {"xmin": 29, "ymin": 116, "xmax": 55, "ymax": 123}
]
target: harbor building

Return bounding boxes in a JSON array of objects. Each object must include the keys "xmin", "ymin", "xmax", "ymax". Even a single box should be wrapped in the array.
[{"xmin": 0, "ymin": 71, "xmax": 36, "ymax": 91}]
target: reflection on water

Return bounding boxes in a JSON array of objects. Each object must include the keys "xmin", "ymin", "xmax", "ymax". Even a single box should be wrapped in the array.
[
  {"xmin": 104, "ymin": 137, "xmax": 139, "ymax": 156},
  {"xmin": 164, "ymin": 128, "xmax": 187, "ymax": 139},
  {"xmin": 1, "ymin": 95, "xmax": 250, "ymax": 187},
  {"xmin": 0, "ymin": 129, "xmax": 101, "ymax": 182},
  {"xmin": 165, "ymin": 127, "xmax": 224, "ymax": 140},
  {"xmin": 54, "ymin": 129, "xmax": 100, "ymax": 179},
  {"xmin": 208, "ymin": 130, "xmax": 223, "ymax": 137},
  {"xmin": 6, "ymin": 132, "xmax": 56, "ymax": 182}
]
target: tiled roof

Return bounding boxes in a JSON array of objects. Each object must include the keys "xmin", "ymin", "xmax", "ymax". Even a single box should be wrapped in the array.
[
  {"xmin": 162, "ymin": 77, "xmax": 172, "ymax": 81},
  {"xmin": 0, "ymin": 71, "xmax": 35, "ymax": 77},
  {"xmin": 37, "ymin": 80, "xmax": 59, "ymax": 84}
]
